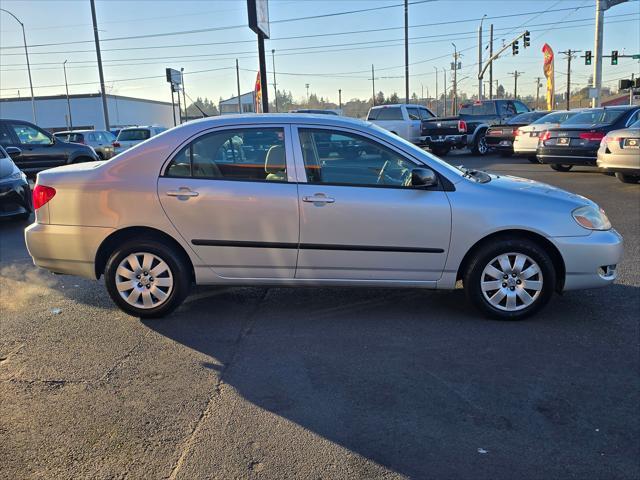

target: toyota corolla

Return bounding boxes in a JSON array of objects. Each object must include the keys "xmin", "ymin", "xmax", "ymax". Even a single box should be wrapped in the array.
[{"xmin": 25, "ymin": 114, "xmax": 623, "ymax": 320}]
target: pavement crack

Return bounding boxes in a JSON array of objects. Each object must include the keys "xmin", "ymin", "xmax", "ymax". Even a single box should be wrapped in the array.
[
  {"xmin": 167, "ymin": 288, "xmax": 270, "ymax": 480},
  {"xmin": 98, "ymin": 331, "xmax": 149, "ymax": 383}
]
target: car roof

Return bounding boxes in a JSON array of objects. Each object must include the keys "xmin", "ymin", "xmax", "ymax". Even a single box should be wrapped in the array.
[
  {"xmin": 369, "ymin": 104, "xmax": 427, "ymax": 110},
  {"xmin": 184, "ymin": 113, "xmax": 370, "ymax": 129}
]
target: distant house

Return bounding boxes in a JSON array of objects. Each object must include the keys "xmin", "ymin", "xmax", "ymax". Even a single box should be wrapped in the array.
[{"xmin": 219, "ymin": 92, "xmax": 256, "ymax": 114}]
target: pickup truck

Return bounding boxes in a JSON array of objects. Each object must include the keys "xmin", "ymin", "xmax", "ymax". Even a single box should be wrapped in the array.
[
  {"xmin": 367, "ymin": 104, "xmax": 436, "ymax": 144},
  {"xmin": 420, "ymin": 99, "xmax": 531, "ymax": 156}
]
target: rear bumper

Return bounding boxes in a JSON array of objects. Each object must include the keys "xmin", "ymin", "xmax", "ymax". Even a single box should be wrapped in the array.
[
  {"xmin": 485, "ymin": 137, "xmax": 513, "ymax": 151},
  {"xmin": 25, "ymin": 222, "xmax": 114, "ymax": 279},
  {"xmin": 537, "ymin": 149, "xmax": 598, "ymax": 165},
  {"xmin": 597, "ymin": 151, "xmax": 640, "ymax": 174},
  {"xmin": 553, "ymin": 229, "xmax": 623, "ymax": 291},
  {"xmin": 420, "ymin": 134, "xmax": 467, "ymax": 148}
]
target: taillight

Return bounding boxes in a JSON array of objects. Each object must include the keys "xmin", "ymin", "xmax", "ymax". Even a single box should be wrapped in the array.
[
  {"xmin": 113, "ymin": 141, "xmax": 120, "ymax": 148},
  {"xmin": 33, "ymin": 185, "xmax": 56, "ymax": 210},
  {"xmin": 514, "ymin": 128, "xmax": 522, "ymax": 136},
  {"xmin": 540, "ymin": 131, "xmax": 551, "ymax": 142},
  {"xmin": 457, "ymin": 120, "xmax": 467, "ymax": 133},
  {"xmin": 579, "ymin": 132, "xmax": 605, "ymax": 142}
]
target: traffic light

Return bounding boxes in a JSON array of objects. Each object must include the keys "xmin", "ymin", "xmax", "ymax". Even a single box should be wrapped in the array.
[
  {"xmin": 585, "ymin": 50, "xmax": 592, "ymax": 65},
  {"xmin": 611, "ymin": 50, "xmax": 618, "ymax": 65},
  {"xmin": 523, "ymin": 31, "xmax": 530, "ymax": 47},
  {"xmin": 512, "ymin": 40, "xmax": 519, "ymax": 56},
  {"xmin": 619, "ymin": 79, "xmax": 633, "ymax": 90}
]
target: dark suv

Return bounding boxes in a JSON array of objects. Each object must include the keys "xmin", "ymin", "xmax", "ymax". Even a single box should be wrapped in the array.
[{"xmin": 0, "ymin": 119, "xmax": 99, "ymax": 175}]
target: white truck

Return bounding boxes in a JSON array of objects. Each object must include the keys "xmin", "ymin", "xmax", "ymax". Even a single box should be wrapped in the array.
[{"xmin": 366, "ymin": 104, "xmax": 436, "ymax": 144}]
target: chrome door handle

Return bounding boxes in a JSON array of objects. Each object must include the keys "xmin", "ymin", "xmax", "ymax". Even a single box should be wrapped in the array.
[
  {"xmin": 166, "ymin": 188, "xmax": 199, "ymax": 197},
  {"xmin": 303, "ymin": 195, "xmax": 335, "ymax": 203}
]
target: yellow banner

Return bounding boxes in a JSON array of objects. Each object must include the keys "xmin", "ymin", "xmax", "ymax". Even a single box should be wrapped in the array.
[{"xmin": 542, "ymin": 44, "xmax": 555, "ymax": 110}]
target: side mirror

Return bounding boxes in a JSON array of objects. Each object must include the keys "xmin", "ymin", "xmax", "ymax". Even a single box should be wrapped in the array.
[
  {"xmin": 5, "ymin": 146, "xmax": 22, "ymax": 159},
  {"xmin": 411, "ymin": 168, "xmax": 438, "ymax": 188}
]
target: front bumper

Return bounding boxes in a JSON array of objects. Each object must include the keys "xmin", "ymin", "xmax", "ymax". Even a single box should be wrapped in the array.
[
  {"xmin": 0, "ymin": 177, "xmax": 32, "ymax": 218},
  {"xmin": 553, "ymin": 229, "xmax": 623, "ymax": 291},
  {"xmin": 420, "ymin": 134, "xmax": 467, "ymax": 149},
  {"xmin": 25, "ymin": 222, "xmax": 114, "ymax": 278}
]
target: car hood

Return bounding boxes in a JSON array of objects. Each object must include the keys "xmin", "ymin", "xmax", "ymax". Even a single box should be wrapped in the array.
[{"xmin": 486, "ymin": 173, "xmax": 593, "ymax": 207}]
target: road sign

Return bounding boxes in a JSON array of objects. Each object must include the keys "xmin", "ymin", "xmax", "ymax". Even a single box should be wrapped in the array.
[
  {"xmin": 248, "ymin": 0, "xmax": 270, "ymax": 39},
  {"xmin": 165, "ymin": 68, "xmax": 182, "ymax": 86}
]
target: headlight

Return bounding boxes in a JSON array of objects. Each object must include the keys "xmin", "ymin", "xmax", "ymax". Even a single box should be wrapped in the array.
[{"xmin": 572, "ymin": 205, "xmax": 611, "ymax": 231}]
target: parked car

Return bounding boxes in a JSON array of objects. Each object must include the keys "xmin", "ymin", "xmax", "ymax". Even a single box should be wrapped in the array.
[
  {"xmin": 0, "ymin": 145, "xmax": 32, "ymax": 220},
  {"xmin": 25, "ymin": 114, "xmax": 622, "ymax": 321},
  {"xmin": 420, "ymin": 99, "xmax": 530, "ymax": 156},
  {"xmin": 113, "ymin": 126, "xmax": 166, "ymax": 154},
  {"xmin": 366, "ymin": 104, "xmax": 436, "ymax": 145},
  {"xmin": 485, "ymin": 111, "xmax": 550, "ymax": 157},
  {"xmin": 537, "ymin": 106, "xmax": 640, "ymax": 172},
  {"xmin": 513, "ymin": 110, "xmax": 581, "ymax": 162},
  {"xmin": 0, "ymin": 119, "xmax": 99, "ymax": 175},
  {"xmin": 54, "ymin": 130, "xmax": 116, "ymax": 160},
  {"xmin": 597, "ymin": 118, "xmax": 640, "ymax": 184}
]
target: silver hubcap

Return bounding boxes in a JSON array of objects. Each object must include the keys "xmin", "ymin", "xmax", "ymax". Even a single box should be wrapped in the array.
[
  {"xmin": 115, "ymin": 252, "xmax": 173, "ymax": 309},
  {"xmin": 480, "ymin": 252, "xmax": 543, "ymax": 312},
  {"xmin": 478, "ymin": 136, "xmax": 488, "ymax": 154}
]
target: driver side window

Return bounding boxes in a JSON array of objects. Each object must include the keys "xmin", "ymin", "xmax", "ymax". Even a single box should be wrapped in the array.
[
  {"xmin": 298, "ymin": 128, "xmax": 417, "ymax": 188},
  {"xmin": 9, "ymin": 123, "xmax": 52, "ymax": 145}
]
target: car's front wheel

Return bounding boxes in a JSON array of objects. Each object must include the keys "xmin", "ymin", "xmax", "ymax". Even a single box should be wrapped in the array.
[
  {"xmin": 104, "ymin": 238, "xmax": 191, "ymax": 318},
  {"xmin": 615, "ymin": 172, "xmax": 640, "ymax": 184},
  {"xmin": 471, "ymin": 130, "xmax": 489, "ymax": 155},
  {"xmin": 463, "ymin": 238, "xmax": 556, "ymax": 320},
  {"xmin": 550, "ymin": 164, "xmax": 573, "ymax": 172}
]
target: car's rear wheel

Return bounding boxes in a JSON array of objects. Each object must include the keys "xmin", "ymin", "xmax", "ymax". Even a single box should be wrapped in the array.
[
  {"xmin": 463, "ymin": 238, "xmax": 556, "ymax": 320},
  {"xmin": 615, "ymin": 172, "xmax": 640, "ymax": 184},
  {"xmin": 104, "ymin": 238, "xmax": 191, "ymax": 318},
  {"xmin": 550, "ymin": 164, "xmax": 573, "ymax": 172},
  {"xmin": 431, "ymin": 146, "xmax": 450, "ymax": 156},
  {"xmin": 471, "ymin": 130, "xmax": 489, "ymax": 155}
]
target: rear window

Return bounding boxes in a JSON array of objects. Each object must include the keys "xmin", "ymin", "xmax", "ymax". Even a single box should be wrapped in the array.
[
  {"xmin": 54, "ymin": 133, "xmax": 70, "ymax": 141},
  {"xmin": 118, "ymin": 129, "xmax": 151, "ymax": 141},
  {"xmin": 507, "ymin": 111, "xmax": 548, "ymax": 125},
  {"xmin": 373, "ymin": 107, "xmax": 403, "ymax": 121},
  {"xmin": 459, "ymin": 101, "xmax": 497, "ymax": 115},
  {"xmin": 563, "ymin": 109, "xmax": 626, "ymax": 126},
  {"xmin": 67, "ymin": 133, "xmax": 85, "ymax": 143},
  {"xmin": 532, "ymin": 111, "xmax": 575, "ymax": 125}
]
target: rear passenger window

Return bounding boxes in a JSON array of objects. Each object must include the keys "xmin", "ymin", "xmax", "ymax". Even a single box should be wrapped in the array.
[
  {"xmin": 166, "ymin": 128, "xmax": 287, "ymax": 182},
  {"xmin": 375, "ymin": 107, "xmax": 403, "ymax": 120},
  {"xmin": 406, "ymin": 107, "xmax": 420, "ymax": 120}
]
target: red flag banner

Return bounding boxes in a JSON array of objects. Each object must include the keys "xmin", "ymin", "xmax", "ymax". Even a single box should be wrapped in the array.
[
  {"xmin": 254, "ymin": 71, "xmax": 262, "ymax": 113},
  {"xmin": 542, "ymin": 43, "xmax": 555, "ymax": 110}
]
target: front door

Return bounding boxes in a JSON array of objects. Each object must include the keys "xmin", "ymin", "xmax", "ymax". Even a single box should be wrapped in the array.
[
  {"xmin": 158, "ymin": 125, "xmax": 300, "ymax": 279},
  {"xmin": 5, "ymin": 122, "xmax": 66, "ymax": 171},
  {"xmin": 292, "ymin": 126, "xmax": 451, "ymax": 281}
]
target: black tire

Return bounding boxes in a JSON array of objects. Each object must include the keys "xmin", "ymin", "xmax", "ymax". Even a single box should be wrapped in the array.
[
  {"xmin": 104, "ymin": 237, "xmax": 191, "ymax": 318},
  {"xmin": 550, "ymin": 164, "xmax": 573, "ymax": 172},
  {"xmin": 431, "ymin": 146, "xmax": 450, "ymax": 157},
  {"xmin": 527, "ymin": 156, "xmax": 539, "ymax": 164},
  {"xmin": 615, "ymin": 172, "xmax": 640, "ymax": 184},
  {"xmin": 463, "ymin": 237, "xmax": 556, "ymax": 320},
  {"xmin": 471, "ymin": 129, "xmax": 489, "ymax": 155}
]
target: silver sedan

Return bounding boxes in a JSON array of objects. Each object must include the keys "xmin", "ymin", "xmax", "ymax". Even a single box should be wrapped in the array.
[
  {"xmin": 25, "ymin": 114, "xmax": 623, "ymax": 320},
  {"xmin": 597, "ymin": 119, "xmax": 640, "ymax": 184}
]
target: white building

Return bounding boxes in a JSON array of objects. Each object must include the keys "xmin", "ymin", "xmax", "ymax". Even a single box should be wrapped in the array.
[
  {"xmin": 0, "ymin": 93, "xmax": 178, "ymax": 132},
  {"xmin": 219, "ymin": 92, "xmax": 256, "ymax": 114}
]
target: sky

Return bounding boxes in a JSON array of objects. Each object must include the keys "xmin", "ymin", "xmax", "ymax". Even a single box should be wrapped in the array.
[{"xmin": 1, "ymin": 0, "xmax": 639, "ymax": 106}]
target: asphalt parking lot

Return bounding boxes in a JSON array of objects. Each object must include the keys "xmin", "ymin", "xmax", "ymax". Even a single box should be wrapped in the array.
[{"xmin": 1, "ymin": 153, "xmax": 638, "ymax": 480}]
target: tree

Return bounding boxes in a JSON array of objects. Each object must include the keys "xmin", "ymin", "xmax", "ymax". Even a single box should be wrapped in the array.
[
  {"xmin": 387, "ymin": 92, "xmax": 400, "ymax": 104},
  {"xmin": 375, "ymin": 91, "xmax": 386, "ymax": 105},
  {"xmin": 411, "ymin": 92, "xmax": 419, "ymax": 103},
  {"xmin": 496, "ymin": 84, "xmax": 505, "ymax": 99},
  {"xmin": 186, "ymin": 97, "xmax": 219, "ymax": 117}
]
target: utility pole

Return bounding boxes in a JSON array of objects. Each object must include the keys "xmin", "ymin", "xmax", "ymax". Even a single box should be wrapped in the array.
[
  {"xmin": 509, "ymin": 71, "xmax": 524, "ymax": 98},
  {"xmin": 271, "ymin": 49, "xmax": 278, "ymax": 112},
  {"xmin": 443, "ymin": 68, "xmax": 447, "ymax": 116},
  {"xmin": 560, "ymin": 50, "xmax": 579, "ymax": 110},
  {"xmin": 305, "ymin": 83, "xmax": 310, "ymax": 105},
  {"xmin": 89, "ymin": 0, "xmax": 109, "ymax": 130},
  {"xmin": 535, "ymin": 77, "xmax": 542, "ymax": 110},
  {"xmin": 478, "ymin": 14, "xmax": 487, "ymax": 100},
  {"xmin": 63, "ymin": 60, "xmax": 72, "ymax": 130},
  {"xmin": 181, "ymin": 67, "xmax": 187, "ymax": 121},
  {"xmin": 257, "ymin": 33, "xmax": 269, "ymax": 112},
  {"xmin": 452, "ymin": 43, "xmax": 460, "ymax": 113},
  {"xmin": 176, "ymin": 84, "xmax": 182, "ymax": 124},
  {"xmin": 338, "ymin": 89, "xmax": 342, "ymax": 109},
  {"xmin": 434, "ymin": 66, "xmax": 438, "ymax": 115},
  {"xmin": 236, "ymin": 59, "xmax": 242, "ymax": 113},
  {"xmin": 592, "ymin": 0, "xmax": 629, "ymax": 107},
  {"xmin": 495, "ymin": 80, "xmax": 499, "ymax": 98},
  {"xmin": 371, "ymin": 64, "xmax": 376, "ymax": 106},
  {"xmin": 170, "ymin": 87, "xmax": 176, "ymax": 126},
  {"xmin": 404, "ymin": 0, "xmax": 409, "ymax": 103},
  {"xmin": 489, "ymin": 23, "xmax": 494, "ymax": 100}
]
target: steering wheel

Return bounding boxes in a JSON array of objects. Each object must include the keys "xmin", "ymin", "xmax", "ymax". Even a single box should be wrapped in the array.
[{"xmin": 376, "ymin": 160, "xmax": 390, "ymax": 185}]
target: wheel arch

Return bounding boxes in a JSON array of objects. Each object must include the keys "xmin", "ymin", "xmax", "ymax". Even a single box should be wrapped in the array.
[
  {"xmin": 456, "ymin": 229, "xmax": 566, "ymax": 292},
  {"xmin": 95, "ymin": 226, "xmax": 195, "ymax": 280},
  {"xmin": 469, "ymin": 124, "xmax": 489, "ymax": 144}
]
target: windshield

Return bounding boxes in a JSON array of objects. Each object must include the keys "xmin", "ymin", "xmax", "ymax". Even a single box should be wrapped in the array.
[
  {"xmin": 507, "ymin": 111, "xmax": 547, "ymax": 125},
  {"xmin": 118, "ymin": 129, "xmax": 151, "ymax": 141},
  {"xmin": 459, "ymin": 102, "xmax": 497, "ymax": 115},
  {"xmin": 532, "ymin": 111, "xmax": 575, "ymax": 125},
  {"xmin": 563, "ymin": 109, "xmax": 626, "ymax": 126}
]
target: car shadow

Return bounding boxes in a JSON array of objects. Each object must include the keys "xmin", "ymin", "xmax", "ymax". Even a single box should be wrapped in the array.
[{"xmin": 142, "ymin": 282, "xmax": 640, "ymax": 479}]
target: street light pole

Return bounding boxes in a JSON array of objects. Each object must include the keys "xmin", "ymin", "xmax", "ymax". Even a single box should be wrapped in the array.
[
  {"xmin": 1, "ymin": 8, "xmax": 36, "ymax": 123},
  {"xmin": 63, "ymin": 60, "xmax": 73, "ymax": 130},
  {"xmin": 338, "ymin": 89, "xmax": 342, "ymax": 110},
  {"xmin": 89, "ymin": 0, "xmax": 109, "ymax": 130},
  {"xmin": 452, "ymin": 43, "xmax": 459, "ymax": 113},
  {"xmin": 305, "ymin": 83, "xmax": 310, "ymax": 105},
  {"xmin": 404, "ymin": 0, "xmax": 409, "ymax": 103},
  {"xmin": 478, "ymin": 14, "xmax": 487, "ymax": 100},
  {"xmin": 271, "ymin": 49, "xmax": 278, "ymax": 112},
  {"xmin": 434, "ymin": 66, "xmax": 438, "ymax": 116}
]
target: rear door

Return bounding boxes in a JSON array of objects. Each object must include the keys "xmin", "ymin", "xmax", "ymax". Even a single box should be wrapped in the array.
[
  {"xmin": 406, "ymin": 106, "xmax": 423, "ymax": 143},
  {"xmin": 158, "ymin": 124, "xmax": 300, "ymax": 279},
  {"xmin": 292, "ymin": 125, "xmax": 451, "ymax": 282}
]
